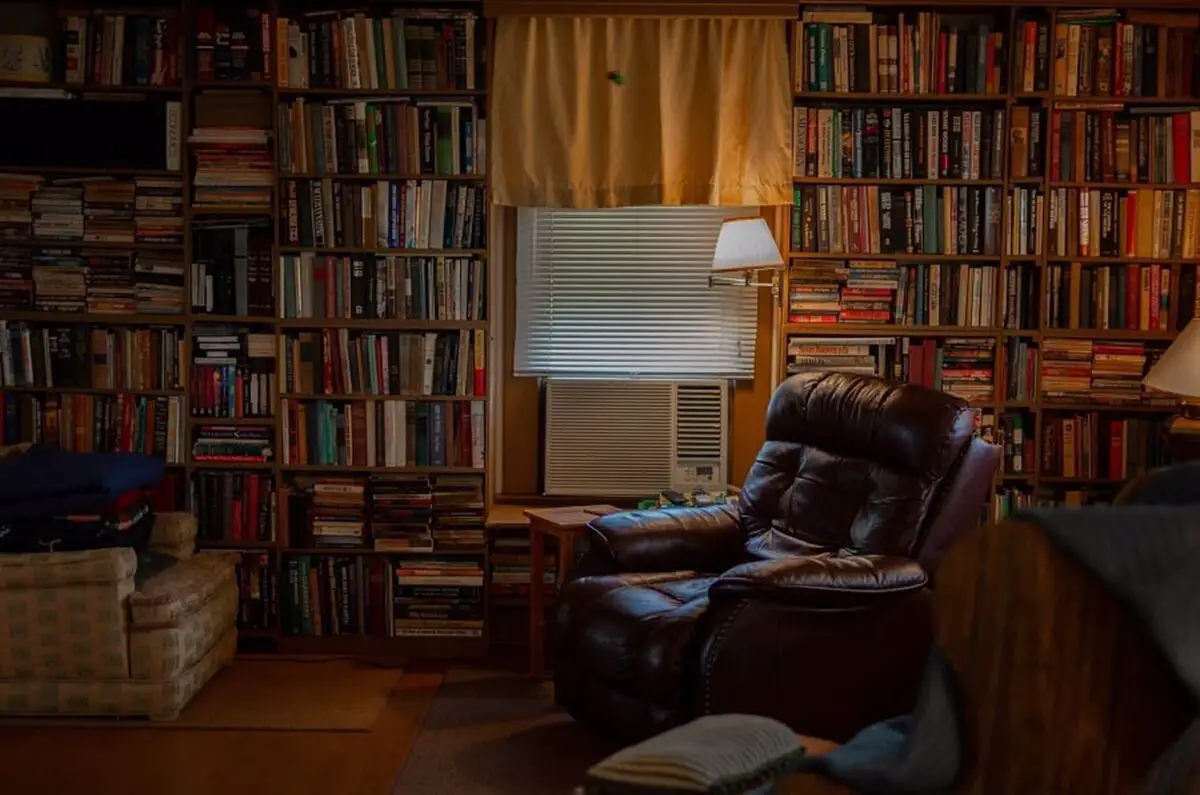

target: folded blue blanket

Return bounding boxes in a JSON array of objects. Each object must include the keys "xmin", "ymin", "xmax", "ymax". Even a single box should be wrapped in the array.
[{"xmin": 0, "ymin": 447, "xmax": 164, "ymax": 520}]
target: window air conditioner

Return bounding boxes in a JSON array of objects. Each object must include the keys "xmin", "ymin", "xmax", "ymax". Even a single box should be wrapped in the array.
[{"xmin": 542, "ymin": 379, "xmax": 729, "ymax": 497}]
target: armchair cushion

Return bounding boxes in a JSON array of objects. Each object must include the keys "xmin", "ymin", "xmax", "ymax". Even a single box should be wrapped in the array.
[
  {"xmin": 711, "ymin": 554, "xmax": 928, "ymax": 609},
  {"xmin": 588, "ymin": 505, "xmax": 745, "ymax": 574}
]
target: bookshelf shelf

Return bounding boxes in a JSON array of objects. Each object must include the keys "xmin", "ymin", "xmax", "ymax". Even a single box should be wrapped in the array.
[
  {"xmin": 0, "ymin": 311, "xmax": 186, "ymax": 325},
  {"xmin": 281, "ymin": 172, "xmax": 487, "ymax": 181},
  {"xmin": 0, "ymin": 386, "xmax": 185, "ymax": 397},
  {"xmin": 786, "ymin": 2, "xmax": 1200, "ymax": 516},
  {"xmin": 278, "ymin": 246, "xmax": 487, "ymax": 256},
  {"xmin": 281, "ymin": 393, "xmax": 485, "ymax": 402},
  {"xmin": 274, "ymin": 318, "xmax": 486, "ymax": 330},
  {"xmin": 277, "ymin": 87, "xmax": 486, "ymax": 98},
  {"xmin": 280, "ymin": 465, "xmax": 484, "ymax": 475},
  {"xmin": 285, "ymin": 547, "xmax": 484, "ymax": 557},
  {"xmin": 0, "ymin": 166, "xmax": 181, "ymax": 178},
  {"xmin": 0, "ymin": 239, "xmax": 183, "ymax": 252},
  {"xmin": 0, "ymin": 81, "xmax": 182, "ymax": 94}
]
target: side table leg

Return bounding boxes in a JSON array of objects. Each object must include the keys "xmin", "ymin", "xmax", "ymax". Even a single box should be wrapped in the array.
[{"xmin": 529, "ymin": 527, "xmax": 545, "ymax": 679}]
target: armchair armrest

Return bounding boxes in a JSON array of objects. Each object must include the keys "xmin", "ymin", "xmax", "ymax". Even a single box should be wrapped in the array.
[
  {"xmin": 587, "ymin": 504, "xmax": 745, "ymax": 573},
  {"xmin": 149, "ymin": 512, "xmax": 197, "ymax": 560},
  {"xmin": 710, "ymin": 553, "xmax": 927, "ymax": 609}
]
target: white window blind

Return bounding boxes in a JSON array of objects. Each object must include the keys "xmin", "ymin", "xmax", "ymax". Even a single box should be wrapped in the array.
[{"xmin": 514, "ymin": 205, "xmax": 760, "ymax": 379}]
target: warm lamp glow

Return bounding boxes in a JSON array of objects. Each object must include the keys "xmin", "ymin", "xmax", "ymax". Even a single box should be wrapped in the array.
[
  {"xmin": 1144, "ymin": 318, "xmax": 1200, "ymax": 399},
  {"xmin": 711, "ymin": 217, "xmax": 784, "ymax": 274}
]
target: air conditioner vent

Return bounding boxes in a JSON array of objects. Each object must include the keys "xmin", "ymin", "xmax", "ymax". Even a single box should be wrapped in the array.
[{"xmin": 675, "ymin": 383, "xmax": 725, "ymax": 461}]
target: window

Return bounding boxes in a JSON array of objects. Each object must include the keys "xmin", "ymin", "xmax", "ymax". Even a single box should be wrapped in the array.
[{"xmin": 514, "ymin": 205, "xmax": 760, "ymax": 379}]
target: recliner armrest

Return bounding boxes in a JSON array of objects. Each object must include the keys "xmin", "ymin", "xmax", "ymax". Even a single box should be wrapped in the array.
[
  {"xmin": 710, "ymin": 553, "xmax": 927, "ymax": 609},
  {"xmin": 587, "ymin": 504, "xmax": 745, "ymax": 573}
]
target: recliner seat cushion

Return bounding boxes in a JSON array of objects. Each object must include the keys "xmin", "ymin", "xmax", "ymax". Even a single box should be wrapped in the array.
[{"xmin": 552, "ymin": 571, "xmax": 714, "ymax": 710}]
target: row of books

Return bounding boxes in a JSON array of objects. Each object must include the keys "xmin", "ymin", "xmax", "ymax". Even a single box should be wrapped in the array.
[
  {"xmin": 190, "ymin": 127, "xmax": 274, "ymax": 211},
  {"xmin": 792, "ymin": 106, "xmax": 1006, "ymax": 181},
  {"xmin": 1050, "ymin": 109, "xmax": 1200, "ymax": 185},
  {"xmin": 785, "ymin": 335, "xmax": 1175, "ymax": 406},
  {"xmin": 276, "ymin": 473, "xmax": 483, "ymax": 551},
  {"xmin": 276, "ymin": 9, "xmax": 481, "ymax": 92},
  {"xmin": 279, "ymin": 99, "xmax": 485, "ymax": 177},
  {"xmin": 790, "ymin": 185, "xmax": 1003, "ymax": 256},
  {"xmin": 282, "ymin": 329, "xmax": 485, "ymax": 397},
  {"xmin": 0, "ymin": 323, "xmax": 183, "ymax": 392},
  {"xmin": 787, "ymin": 261, "xmax": 999, "ymax": 327},
  {"xmin": 192, "ymin": 471, "xmax": 275, "ymax": 543},
  {"xmin": 0, "ymin": 393, "xmax": 184, "ymax": 462},
  {"xmin": 278, "ymin": 254, "xmax": 486, "ymax": 321},
  {"xmin": 58, "ymin": 12, "xmax": 181, "ymax": 87},
  {"xmin": 1044, "ymin": 262, "xmax": 1171, "ymax": 332},
  {"xmin": 1045, "ymin": 187, "xmax": 1200, "ymax": 260},
  {"xmin": 793, "ymin": 12, "xmax": 1007, "ymax": 95},
  {"xmin": 1040, "ymin": 414, "xmax": 1168, "ymax": 479},
  {"xmin": 0, "ymin": 175, "xmax": 183, "ymax": 245},
  {"xmin": 191, "ymin": 330, "xmax": 277, "ymax": 418},
  {"xmin": 190, "ymin": 221, "xmax": 274, "ymax": 317},
  {"xmin": 282, "ymin": 178, "xmax": 487, "ymax": 250},
  {"xmin": 279, "ymin": 398, "xmax": 484, "ymax": 469},
  {"xmin": 1018, "ymin": 10, "xmax": 1200, "ymax": 99},
  {"xmin": 195, "ymin": 7, "xmax": 271, "ymax": 83}
]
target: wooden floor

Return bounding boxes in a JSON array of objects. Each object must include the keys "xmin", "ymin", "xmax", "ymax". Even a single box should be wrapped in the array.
[{"xmin": 0, "ymin": 669, "xmax": 443, "ymax": 795}]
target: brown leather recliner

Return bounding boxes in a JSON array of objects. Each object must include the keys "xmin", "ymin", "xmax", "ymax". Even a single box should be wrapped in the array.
[{"xmin": 549, "ymin": 371, "xmax": 1000, "ymax": 744}]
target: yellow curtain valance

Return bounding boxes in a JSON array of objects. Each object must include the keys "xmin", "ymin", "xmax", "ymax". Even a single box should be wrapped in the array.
[{"xmin": 490, "ymin": 15, "xmax": 793, "ymax": 208}]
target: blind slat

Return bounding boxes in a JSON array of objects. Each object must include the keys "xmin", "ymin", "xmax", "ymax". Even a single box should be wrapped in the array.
[{"xmin": 515, "ymin": 206, "xmax": 758, "ymax": 379}]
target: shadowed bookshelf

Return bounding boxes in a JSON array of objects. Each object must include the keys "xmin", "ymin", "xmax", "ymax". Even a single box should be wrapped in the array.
[
  {"xmin": 786, "ymin": 1, "xmax": 1200, "ymax": 516},
  {"xmin": 0, "ymin": 0, "xmax": 489, "ymax": 661}
]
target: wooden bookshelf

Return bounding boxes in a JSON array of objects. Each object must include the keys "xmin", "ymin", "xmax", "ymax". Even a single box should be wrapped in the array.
[
  {"xmin": 785, "ymin": 2, "xmax": 1200, "ymax": 517},
  {"xmin": 0, "ymin": 0, "xmax": 491, "ymax": 660}
]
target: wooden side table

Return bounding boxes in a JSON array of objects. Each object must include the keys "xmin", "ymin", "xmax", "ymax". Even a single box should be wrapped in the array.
[{"xmin": 525, "ymin": 504, "xmax": 620, "ymax": 679}]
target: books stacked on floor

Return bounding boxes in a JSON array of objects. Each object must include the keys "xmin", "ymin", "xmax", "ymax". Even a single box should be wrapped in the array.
[
  {"xmin": 82, "ymin": 181, "xmax": 136, "ymax": 243},
  {"xmin": 31, "ymin": 252, "xmax": 87, "ymax": 312},
  {"xmin": 1040, "ymin": 339, "xmax": 1094, "ymax": 402},
  {"xmin": 786, "ymin": 336, "xmax": 896, "ymax": 377},
  {"xmin": 310, "ymin": 478, "xmax": 367, "ymax": 549},
  {"xmin": 191, "ymin": 470, "xmax": 275, "ymax": 543},
  {"xmin": 370, "ymin": 474, "xmax": 433, "ymax": 552},
  {"xmin": 190, "ymin": 328, "xmax": 276, "ymax": 418},
  {"xmin": 134, "ymin": 252, "xmax": 186, "ymax": 314},
  {"xmin": 191, "ymin": 424, "xmax": 273, "ymax": 463},
  {"xmin": 1090, "ymin": 341, "xmax": 1147, "ymax": 403},
  {"xmin": 387, "ymin": 557, "xmax": 484, "ymax": 638},
  {"xmin": 31, "ymin": 184, "xmax": 84, "ymax": 241},
  {"xmin": 283, "ymin": 555, "xmax": 369, "ymax": 636},
  {"xmin": 234, "ymin": 552, "xmax": 277, "ymax": 632},
  {"xmin": 134, "ymin": 178, "xmax": 184, "ymax": 244},
  {"xmin": 189, "ymin": 127, "xmax": 273, "ymax": 210},
  {"xmin": 0, "ymin": 248, "xmax": 33, "ymax": 310},
  {"xmin": 0, "ymin": 174, "xmax": 39, "ymax": 238},
  {"xmin": 84, "ymin": 252, "xmax": 137, "ymax": 313},
  {"xmin": 431, "ymin": 475, "xmax": 484, "ymax": 550}
]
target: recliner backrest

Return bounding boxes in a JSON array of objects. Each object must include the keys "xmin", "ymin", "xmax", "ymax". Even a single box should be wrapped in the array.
[{"xmin": 739, "ymin": 372, "xmax": 976, "ymax": 561}]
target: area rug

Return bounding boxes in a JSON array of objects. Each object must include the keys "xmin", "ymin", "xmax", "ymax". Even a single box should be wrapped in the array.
[
  {"xmin": 0, "ymin": 659, "xmax": 403, "ymax": 732},
  {"xmin": 391, "ymin": 667, "xmax": 617, "ymax": 794}
]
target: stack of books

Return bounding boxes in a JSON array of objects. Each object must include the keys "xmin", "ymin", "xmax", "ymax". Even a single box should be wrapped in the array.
[
  {"xmin": 388, "ymin": 557, "xmax": 485, "ymax": 638},
  {"xmin": 31, "ymin": 252, "xmax": 87, "ymax": 312},
  {"xmin": 431, "ymin": 475, "xmax": 485, "ymax": 550},
  {"xmin": 0, "ymin": 248, "xmax": 33, "ymax": 310},
  {"xmin": 134, "ymin": 252, "xmax": 186, "ymax": 314},
  {"xmin": 134, "ymin": 178, "xmax": 184, "ymax": 244},
  {"xmin": 1040, "ymin": 339, "xmax": 1094, "ymax": 402},
  {"xmin": 0, "ymin": 174, "xmax": 39, "ymax": 238},
  {"xmin": 191, "ymin": 424, "xmax": 273, "ymax": 462},
  {"xmin": 787, "ymin": 336, "xmax": 896, "ymax": 377},
  {"xmin": 82, "ymin": 181, "xmax": 136, "ymax": 244},
  {"xmin": 189, "ymin": 127, "xmax": 273, "ymax": 210},
  {"xmin": 310, "ymin": 478, "xmax": 367, "ymax": 549},
  {"xmin": 84, "ymin": 252, "xmax": 137, "ymax": 313},
  {"xmin": 32, "ymin": 184, "xmax": 84, "ymax": 241},
  {"xmin": 370, "ymin": 474, "xmax": 434, "ymax": 552},
  {"xmin": 1090, "ymin": 342, "xmax": 1146, "ymax": 403}
]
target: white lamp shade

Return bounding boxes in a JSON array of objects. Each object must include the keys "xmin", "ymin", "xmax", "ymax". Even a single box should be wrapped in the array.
[
  {"xmin": 711, "ymin": 217, "xmax": 784, "ymax": 273},
  {"xmin": 1144, "ymin": 318, "xmax": 1200, "ymax": 399}
]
